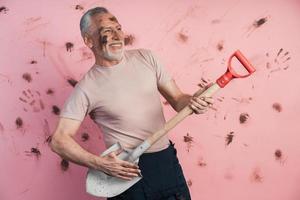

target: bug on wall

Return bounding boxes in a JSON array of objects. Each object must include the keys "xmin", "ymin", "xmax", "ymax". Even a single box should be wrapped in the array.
[
  {"xmin": 239, "ymin": 113, "xmax": 249, "ymax": 124},
  {"xmin": 225, "ymin": 131, "xmax": 234, "ymax": 146},
  {"xmin": 61, "ymin": 159, "xmax": 69, "ymax": 171},
  {"xmin": 183, "ymin": 133, "xmax": 193, "ymax": 152},
  {"xmin": 25, "ymin": 147, "xmax": 41, "ymax": 158},
  {"xmin": 22, "ymin": 73, "xmax": 32, "ymax": 83},
  {"xmin": 52, "ymin": 105, "xmax": 60, "ymax": 115},
  {"xmin": 67, "ymin": 78, "xmax": 78, "ymax": 87},
  {"xmin": 65, "ymin": 42, "xmax": 74, "ymax": 52},
  {"xmin": 46, "ymin": 88, "xmax": 54, "ymax": 95},
  {"xmin": 81, "ymin": 132, "xmax": 90, "ymax": 142},
  {"xmin": 15, "ymin": 117, "xmax": 23, "ymax": 128},
  {"xmin": 272, "ymin": 103, "xmax": 282, "ymax": 112}
]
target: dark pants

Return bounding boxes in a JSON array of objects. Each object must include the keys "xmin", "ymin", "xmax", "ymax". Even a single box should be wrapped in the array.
[{"xmin": 108, "ymin": 141, "xmax": 191, "ymax": 200}]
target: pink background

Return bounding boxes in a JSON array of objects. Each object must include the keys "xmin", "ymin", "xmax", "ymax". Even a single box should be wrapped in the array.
[{"xmin": 1, "ymin": 0, "xmax": 300, "ymax": 200}]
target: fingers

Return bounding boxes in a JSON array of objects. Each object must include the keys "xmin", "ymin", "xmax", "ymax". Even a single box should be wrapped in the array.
[
  {"xmin": 116, "ymin": 170, "xmax": 141, "ymax": 180},
  {"xmin": 190, "ymin": 96, "xmax": 214, "ymax": 114},
  {"xmin": 101, "ymin": 152, "xmax": 141, "ymax": 180},
  {"xmin": 102, "ymin": 164, "xmax": 141, "ymax": 180},
  {"xmin": 116, "ymin": 174, "xmax": 134, "ymax": 180},
  {"xmin": 107, "ymin": 151, "xmax": 140, "ymax": 170},
  {"xmin": 122, "ymin": 166, "xmax": 141, "ymax": 174},
  {"xmin": 121, "ymin": 160, "xmax": 139, "ymax": 169},
  {"xmin": 113, "ymin": 164, "xmax": 141, "ymax": 180},
  {"xmin": 120, "ymin": 161, "xmax": 141, "ymax": 176},
  {"xmin": 189, "ymin": 103, "xmax": 207, "ymax": 114},
  {"xmin": 120, "ymin": 167, "xmax": 141, "ymax": 177}
]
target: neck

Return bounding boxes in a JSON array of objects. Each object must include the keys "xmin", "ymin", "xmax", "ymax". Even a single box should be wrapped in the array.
[
  {"xmin": 95, "ymin": 57, "xmax": 121, "ymax": 67},
  {"xmin": 94, "ymin": 53, "xmax": 122, "ymax": 67}
]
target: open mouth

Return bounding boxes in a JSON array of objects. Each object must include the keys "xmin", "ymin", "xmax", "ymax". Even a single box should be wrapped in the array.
[{"xmin": 108, "ymin": 42, "xmax": 123, "ymax": 50}]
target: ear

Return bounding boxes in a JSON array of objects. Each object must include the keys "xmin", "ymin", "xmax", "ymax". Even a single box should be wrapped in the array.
[{"xmin": 83, "ymin": 35, "xmax": 93, "ymax": 49}]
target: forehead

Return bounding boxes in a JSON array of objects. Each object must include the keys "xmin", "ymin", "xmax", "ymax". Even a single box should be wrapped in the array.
[{"xmin": 91, "ymin": 12, "xmax": 120, "ymax": 28}]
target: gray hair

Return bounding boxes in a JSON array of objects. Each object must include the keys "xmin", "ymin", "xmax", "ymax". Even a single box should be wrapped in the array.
[{"xmin": 79, "ymin": 7, "xmax": 109, "ymax": 37}]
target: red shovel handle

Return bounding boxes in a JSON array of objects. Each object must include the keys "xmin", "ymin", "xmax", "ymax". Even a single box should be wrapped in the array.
[
  {"xmin": 216, "ymin": 50, "xmax": 256, "ymax": 88},
  {"xmin": 230, "ymin": 50, "xmax": 256, "ymax": 77}
]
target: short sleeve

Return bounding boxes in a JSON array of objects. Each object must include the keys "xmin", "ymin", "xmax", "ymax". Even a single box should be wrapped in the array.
[
  {"xmin": 59, "ymin": 86, "xmax": 90, "ymax": 121},
  {"xmin": 146, "ymin": 50, "xmax": 172, "ymax": 87}
]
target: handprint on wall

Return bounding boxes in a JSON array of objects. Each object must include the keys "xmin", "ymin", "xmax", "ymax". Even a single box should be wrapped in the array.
[
  {"xmin": 266, "ymin": 48, "xmax": 291, "ymax": 77},
  {"xmin": 19, "ymin": 89, "xmax": 45, "ymax": 112}
]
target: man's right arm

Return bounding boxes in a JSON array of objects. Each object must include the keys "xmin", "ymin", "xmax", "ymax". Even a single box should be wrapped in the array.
[
  {"xmin": 50, "ymin": 117, "xmax": 140, "ymax": 180},
  {"xmin": 50, "ymin": 117, "xmax": 98, "ymax": 168}
]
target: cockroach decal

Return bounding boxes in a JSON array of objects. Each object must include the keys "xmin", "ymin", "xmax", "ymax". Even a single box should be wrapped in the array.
[
  {"xmin": 67, "ymin": 78, "xmax": 78, "ymax": 87},
  {"xmin": 52, "ymin": 105, "xmax": 61, "ymax": 115},
  {"xmin": 225, "ymin": 131, "xmax": 234, "ymax": 146}
]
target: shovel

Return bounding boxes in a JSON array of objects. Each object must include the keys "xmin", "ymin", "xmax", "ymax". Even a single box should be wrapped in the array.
[{"xmin": 86, "ymin": 50, "xmax": 256, "ymax": 197}]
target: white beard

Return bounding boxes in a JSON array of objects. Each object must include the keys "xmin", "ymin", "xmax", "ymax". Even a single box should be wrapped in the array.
[{"xmin": 102, "ymin": 41, "xmax": 124, "ymax": 61}]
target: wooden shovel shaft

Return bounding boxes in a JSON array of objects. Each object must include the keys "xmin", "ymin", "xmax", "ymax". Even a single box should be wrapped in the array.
[{"xmin": 128, "ymin": 83, "xmax": 221, "ymax": 162}]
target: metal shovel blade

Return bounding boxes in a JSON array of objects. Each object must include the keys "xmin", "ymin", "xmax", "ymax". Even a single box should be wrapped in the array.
[
  {"xmin": 86, "ymin": 142, "xmax": 142, "ymax": 198},
  {"xmin": 86, "ymin": 168, "xmax": 142, "ymax": 197}
]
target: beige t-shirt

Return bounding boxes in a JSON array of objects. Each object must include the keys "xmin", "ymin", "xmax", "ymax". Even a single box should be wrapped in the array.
[{"xmin": 60, "ymin": 49, "xmax": 172, "ymax": 152}]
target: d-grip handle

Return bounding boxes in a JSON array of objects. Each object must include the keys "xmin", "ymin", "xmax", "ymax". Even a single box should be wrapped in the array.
[
  {"xmin": 234, "ymin": 50, "xmax": 256, "ymax": 75},
  {"xmin": 216, "ymin": 50, "xmax": 256, "ymax": 88}
]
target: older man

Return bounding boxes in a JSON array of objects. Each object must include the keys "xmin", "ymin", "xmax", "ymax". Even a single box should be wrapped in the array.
[{"xmin": 51, "ymin": 7, "xmax": 213, "ymax": 200}]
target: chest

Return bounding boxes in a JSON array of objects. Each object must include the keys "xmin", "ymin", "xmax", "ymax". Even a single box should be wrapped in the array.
[{"xmin": 92, "ymin": 63, "xmax": 159, "ymax": 116}]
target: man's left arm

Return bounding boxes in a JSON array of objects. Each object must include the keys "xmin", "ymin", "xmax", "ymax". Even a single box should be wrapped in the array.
[{"xmin": 158, "ymin": 79, "xmax": 213, "ymax": 114}]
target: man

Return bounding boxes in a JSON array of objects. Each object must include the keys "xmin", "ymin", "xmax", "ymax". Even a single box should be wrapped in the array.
[{"xmin": 51, "ymin": 7, "xmax": 213, "ymax": 200}]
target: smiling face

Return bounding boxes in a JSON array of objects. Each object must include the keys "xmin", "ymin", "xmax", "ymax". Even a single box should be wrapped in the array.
[{"xmin": 86, "ymin": 12, "xmax": 125, "ymax": 64}]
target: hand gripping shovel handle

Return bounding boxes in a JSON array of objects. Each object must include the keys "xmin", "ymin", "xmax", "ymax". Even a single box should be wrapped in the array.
[{"xmin": 128, "ymin": 50, "xmax": 256, "ymax": 162}]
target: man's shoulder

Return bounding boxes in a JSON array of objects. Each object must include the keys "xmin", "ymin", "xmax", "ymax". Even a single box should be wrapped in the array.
[{"xmin": 76, "ymin": 65, "xmax": 99, "ymax": 91}]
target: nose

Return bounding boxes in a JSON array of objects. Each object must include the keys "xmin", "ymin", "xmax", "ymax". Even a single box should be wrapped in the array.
[{"xmin": 112, "ymin": 29, "xmax": 123, "ymax": 41}]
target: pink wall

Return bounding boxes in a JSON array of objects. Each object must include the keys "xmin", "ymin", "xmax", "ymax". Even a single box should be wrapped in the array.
[{"xmin": 1, "ymin": 0, "xmax": 300, "ymax": 200}]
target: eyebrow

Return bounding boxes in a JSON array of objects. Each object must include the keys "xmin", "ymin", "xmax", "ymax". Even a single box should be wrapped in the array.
[{"xmin": 98, "ymin": 24, "xmax": 122, "ymax": 33}]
